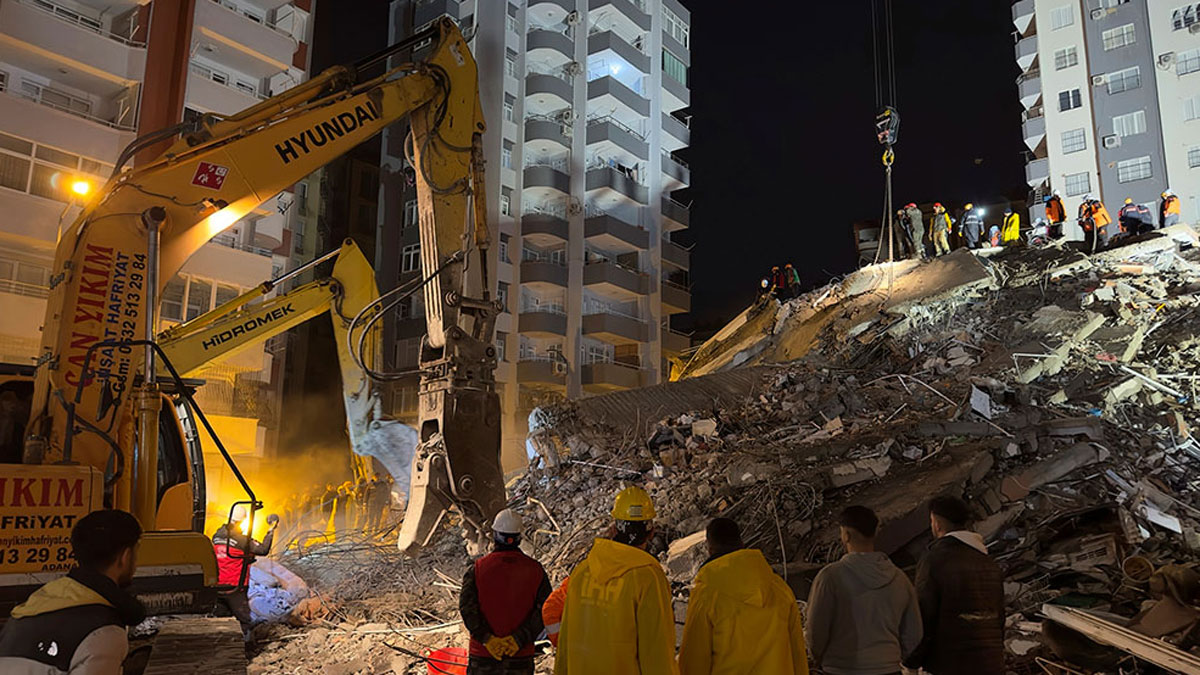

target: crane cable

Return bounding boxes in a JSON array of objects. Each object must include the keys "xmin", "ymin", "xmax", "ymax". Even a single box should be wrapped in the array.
[{"xmin": 871, "ymin": 0, "xmax": 899, "ymax": 272}]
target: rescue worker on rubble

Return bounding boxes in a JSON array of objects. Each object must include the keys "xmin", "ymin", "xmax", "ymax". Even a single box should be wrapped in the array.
[
  {"xmin": 459, "ymin": 508, "xmax": 551, "ymax": 675},
  {"xmin": 320, "ymin": 482, "xmax": 337, "ymax": 531},
  {"xmin": 805, "ymin": 506, "xmax": 922, "ymax": 675},
  {"xmin": 1044, "ymin": 190, "xmax": 1066, "ymax": 239},
  {"xmin": 958, "ymin": 204, "xmax": 984, "ymax": 249},
  {"xmin": 678, "ymin": 518, "xmax": 809, "ymax": 675},
  {"xmin": 894, "ymin": 209, "xmax": 913, "ymax": 258},
  {"xmin": 931, "ymin": 203, "xmax": 952, "ymax": 256},
  {"xmin": 0, "ymin": 510, "xmax": 145, "ymax": 675},
  {"xmin": 542, "ymin": 577, "xmax": 569, "ymax": 648},
  {"xmin": 554, "ymin": 487, "xmax": 676, "ymax": 675},
  {"xmin": 1001, "ymin": 207, "xmax": 1020, "ymax": 246},
  {"xmin": 1161, "ymin": 189, "xmax": 1181, "ymax": 228},
  {"xmin": 212, "ymin": 504, "xmax": 279, "ymax": 641},
  {"xmin": 1118, "ymin": 198, "xmax": 1154, "ymax": 236},
  {"xmin": 785, "ymin": 263, "xmax": 801, "ymax": 299},
  {"xmin": 903, "ymin": 203, "xmax": 925, "ymax": 260},
  {"xmin": 1077, "ymin": 195, "xmax": 1112, "ymax": 253},
  {"xmin": 771, "ymin": 266, "xmax": 788, "ymax": 299},
  {"xmin": 904, "ymin": 496, "xmax": 1004, "ymax": 675}
]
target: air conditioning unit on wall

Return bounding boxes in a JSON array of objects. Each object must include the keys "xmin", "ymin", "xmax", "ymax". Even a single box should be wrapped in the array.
[
  {"xmin": 1103, "ymin": 135, "xmax": 1121, "ymax": 149},
  {"xmin": 1092, "ymin": 74, "xmax": 1107, "ymax": 86},
  {"xmin": 1091, "ymin": 9, "xmax": 1106, "ymax": 20},
  {"xmin": 1191, "ymin": 23, "xmax": 1200, "ymax": 34}
]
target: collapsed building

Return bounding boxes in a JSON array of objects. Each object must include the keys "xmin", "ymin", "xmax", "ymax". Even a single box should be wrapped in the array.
[{"xmin": 251, "ymin": 226, "xmax": 1200, "ymax": 674}]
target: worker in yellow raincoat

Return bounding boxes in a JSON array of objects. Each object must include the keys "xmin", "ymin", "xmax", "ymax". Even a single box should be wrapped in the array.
[
  {"xmin": 1001, "ymin": 208, "xmax": 1021, "ymax": 246},
  {"xmin": 678, "ymin": 518, "xmax": 809, "ymax": 675},
  {"xmin": 554, "ymin": 487, "xmax": 677, "ymax": 675}
]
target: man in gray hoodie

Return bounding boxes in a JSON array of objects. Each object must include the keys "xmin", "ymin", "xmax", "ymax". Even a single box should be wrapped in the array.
[{"xmin": 805, "ymin": 506, "xmax": 922, "ymax": 675}]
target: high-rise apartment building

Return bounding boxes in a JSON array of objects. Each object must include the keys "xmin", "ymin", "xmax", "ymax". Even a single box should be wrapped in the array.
[
  {"xmin": 1014, "ymin": 0, "xmax": 1200, "ymax": 235},
  {"xmin": 379, "ymin": 0, "xmax": 692, "ymax": 468},
  {"xmin": 0, "ymin": 0, "xmax": 315, "ymax": 466}
]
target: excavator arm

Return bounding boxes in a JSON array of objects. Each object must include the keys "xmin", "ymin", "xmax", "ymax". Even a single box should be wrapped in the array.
[{"xmin": 24, "ymin": 18, "xmax": 501, "ymax": 555}]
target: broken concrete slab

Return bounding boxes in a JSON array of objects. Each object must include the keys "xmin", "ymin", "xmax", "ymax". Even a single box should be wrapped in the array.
[
  {"xmin": 666, "ymin": 530, "xmax": 707, "ymax": 581},
  {"xmin": 825, "ymin": 456, "xmax": 893, "ymax": 488},
  {"xmin": 1000, "ymin": 443, "xmax": 1109, "ymax": 502}
]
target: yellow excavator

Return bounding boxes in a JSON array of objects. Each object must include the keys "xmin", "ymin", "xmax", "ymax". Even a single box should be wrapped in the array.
[{"xmin": 0, "ymin": 18, "xmax": 504, "ymax": 616}]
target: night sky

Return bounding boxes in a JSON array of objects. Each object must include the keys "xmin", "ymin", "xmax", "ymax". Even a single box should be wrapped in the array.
[{"xmin": 310, "ymin": 0, "xmax": 1028, "ymax": 332}]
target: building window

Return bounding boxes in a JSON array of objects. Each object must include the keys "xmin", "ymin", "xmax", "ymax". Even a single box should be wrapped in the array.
[
  {"xmin": 185, "ymin": 278, "xmax": 212, "ymax": 321},
  {"xmin": 1061, "ymin": 128, "xmax": 1087, "ymax": 154},
  {"xmin": 1101, "ymin": 24, "xmax": 1135, "ymax": 51},
  {"xmin": 500, "ymin": 187, "xmax": 512, "ymax": 216},
  {"xmin": 1065, "ymin": 171, "xmax": 1091, "ymax": 196},
  {"xmin": 1054, "ymin": 46, "xmax": 1078, "ymax": 70},
  {"xmin": 1106, "ymin": 66, "xmax": 1141, "ymax": 95},
  {"xmin": 505, "ymin": 49, "xmax": 519, "ymax": 79},
  {"xmin": 1179, "ymin": 49, "xmax": 1200, "ymax": 76},
  {"xmin": 1173, "ymin": 4, "xmax": 1200, "ymax": 30},
  {"xmin": 497, "ymin": 281, "xmax": 509, "ymax": 312},
  {"xmin": 404, "ymin": 199, "xmax": 418, "ymax": 228},
  {"xmin": 161, "ymin": 277, "xmax": 186, "ymax": 321},
  {"xmin": 501, "ymin": 140, "xmax": 513, "ymax": 169},
  {"xmin": 1101, "ymin": 0, "xmax": 1129, "ymax": 6},
  {"xmin": 1189, "ymin": 146, "xmax": 1200, "ymax": 168},
  {"xmin": 504, "ymin": 94, "xmax": 515, "ymax": 123},
  {"xmin": 1187, "ymin": 95, "xmax": 1200, "ymax": 121},
  {"xmin": 663, "ymin": 5, "xmax": 689, "ymax": 48},
  {"xmin": 499, "ymin": 233, "xmax": 510, "ymax": 263},
  {"xmin": 296, "ymin": 181, "xmax": 308, "ymax": 215},
  {"xmin": 1050, "ymin": 5, "xmax": 1074, "ymax": 30},
  {"xmin": 1116, "ymin": 156, "xmax": 1152, "ymax": 183},
  {"xmin": 1058, "ymin": 89, "xmax": 1082, "ymax": 112},
  {"xmin": 215, "ymin": 283, "xmax": 239, "ymax": 309},
  {"xmin": 662, "ymin": 49, "xmax": 687, "ymax": 86},
  {"xmin": 495, "ymin": 332, "xmax": 507, "ymax": 362},
  {"xmin": 1113, "ymin": 110, "xmax": 1147, "ymax": 137},
  {"xmin": 402, "ymin": 244, "xmax": 421, "ymax": 273}
]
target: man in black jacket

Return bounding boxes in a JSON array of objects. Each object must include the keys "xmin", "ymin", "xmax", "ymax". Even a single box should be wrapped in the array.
[{"xmin": 903, "ymin": 495, "xmax": 1005, "ymax": 675}]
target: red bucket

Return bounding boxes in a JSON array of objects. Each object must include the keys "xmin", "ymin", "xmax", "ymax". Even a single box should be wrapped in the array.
[{"xmin": 426, "ymin": 647, "xmax": 469, "ymax": 675}]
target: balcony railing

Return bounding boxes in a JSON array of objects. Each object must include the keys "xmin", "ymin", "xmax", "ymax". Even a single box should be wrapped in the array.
[
  {"xmin": 587, "ymin": 114, "xmax": 645, "ymax": 140},
  {"xmin": 212, "ymin": 234, "xmax": 274, "ymax": 257},
  {"xmin": 208, "ymin": 0, "xmax": 292, "ymax": 38},
  {"xmin": 22, "ymin": 0, "xmax": 146, "ymax": 47},
  {"xmin": 189, "ymin": 62, "xmax": 266, "ymax": 100},
  {"xmin": 528, "ymin": 63, "xmax": 574, "ymax": 84},
  {"xmin": 0, "ymin": 278, "xmax": 50, "ymax": 299},
  {"xmin": 662, "ymin": 149, "xmax": 689, "ymax": 169},
  {"xmin": 1, "ymin": 78, "xmax": 136, "ymax": 131}
]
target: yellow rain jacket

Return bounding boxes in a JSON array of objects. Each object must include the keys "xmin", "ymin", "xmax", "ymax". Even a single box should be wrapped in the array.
[
  {"xmin": 678, "ymin": 549, "xmax": 809, "ymax": 675},
  {"xmin": 554, "ymin": 538, "xmax": 678, "ymax": 675},
  {"xmin": 1001, "ymin": 212, "xmax": 1020, "ymax": 244}
]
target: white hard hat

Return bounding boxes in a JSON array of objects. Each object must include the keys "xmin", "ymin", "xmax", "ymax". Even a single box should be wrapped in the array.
[
  {"xmin": 1053, "ymin": 190, "xmax": 1061, "ymax": 197},
  {"xmin": 1082, "ymin": 194, "xmax": 1092, "ymax": 201},
  {"xmin": 492, "ymin": 508, "xmax": 523, "ymax": 534},
  {"xmin": 231, "ymin": 504, "xmax": 248, "ymax": 522},
  {"xmin": 1164, "ymin": 189, "xmax": 1175, "ymax": 197}
]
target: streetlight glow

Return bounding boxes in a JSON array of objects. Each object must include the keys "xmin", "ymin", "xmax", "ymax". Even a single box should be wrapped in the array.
[{"xmin": 70, "ymin": 180, "xmax": 91, "ymax": 196}]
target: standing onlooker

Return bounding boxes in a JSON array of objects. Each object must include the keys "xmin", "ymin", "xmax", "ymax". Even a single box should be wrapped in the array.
[
  {"xmin": 805, "ymin": 506, "xmax": 921, "ymax": 675},
  {"xmin": 930, "ymin": 203, "xmax": 952, "ymax": 256},
  {"xmin": 678, "ymin": 518, "xmax": 808, "ymax": 675},
  {"xmin": 903, "ymin": 203, "xmax": 925, "ymax": 260},
  {"xmin": 903, "ymin": 496, "xmax": 1004, "ymax": 675},
  {"xmin": 459, "ymin": 509, "xmax": 551, "ymax": 675},
  {"xmin": 0, "ymin": 510, "xmax": 146, "ymax": 674},
  {"xmin": 1161, "ymin": 189, "xmax": 1181, "ymax": 228}
]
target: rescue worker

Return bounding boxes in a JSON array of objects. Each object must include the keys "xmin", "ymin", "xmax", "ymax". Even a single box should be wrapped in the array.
[
  {"xmin": 959, "ymin": 204, "xmax": 984, "ymax": 249},
  {"xmin": 320, "ymin": 482, "xmax": 337, "ymax": 530},
  {"xmin": 894, "ymin": 209, "xmax": 913, "ymax": 259},
  {"xmin": 1077, "ymin": 195, "xmax": 1112, "ymax": 253},
  {"xmin": 903, "ymin": 203, "xmax": 925, "ymax": 260},
  {"xmin": 333, "ymin": 482, "xmax": 351, "ymax": 533},
  {"xmin": 770, "ymin": 266, "xmax": 787, "ymax": 299},
  {"xmin": 1117, "ymin": 198, "xmax": 1153, "ymax": 235},
  {"xmin": 1001, "ymin": 208, "xmax": 1020, "ymax": 245},
  {"xmin": 0, "ymin": 510, "xmax": 145, "ymax": 674},
  {"xmin": 1044, "ymin": 190, "xmax": 1066, "ymax": 239},
  {"xmin": 987, "ymin": 224, "xmax": 1001, "ymax": 248},
  {"xmin": 368, "ymin": 476, "xmax": 392, "ymax": 534},
  {"xmin": 542, "ymin": 577, "xmax": 569, "ymax": 648},
  {"xmin": 1161, "ymin": 189, "xmax": 1181, "ymax": 228},
  {"xmin": 784, "ymin": 263, "xmax": 801, "ymax": 299},
  {"xmin": 554, "ymin": 487, "xmax": 676, "ymax": 675},
  {"xmin": 212, "ymin": 504, "xmax": 278, "ymax": 640},
  {"xmin": 931, "ymin": 203, "xmax": 952, "ymax": 256},
  {"xmin": 459, "ymin": 509, "xmax": 551, "ymax": 675},
  {"xmin": 678, "ymin": 518, "xmax": 809, "ymax": 675}
]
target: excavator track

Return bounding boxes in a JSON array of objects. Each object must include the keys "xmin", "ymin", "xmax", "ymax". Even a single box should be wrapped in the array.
[{"xmin": 137, "ymin": 616, "xmax": 247, "ymax": 675}]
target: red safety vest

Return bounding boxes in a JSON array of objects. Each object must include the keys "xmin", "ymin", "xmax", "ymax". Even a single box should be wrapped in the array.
[
  {"xmin": 213, "ymin": 539, "xmax": 250, "ymax": 587},
  {"xmin": 469, "ymin": 550, "xmax": 546, "ymax": 659}
]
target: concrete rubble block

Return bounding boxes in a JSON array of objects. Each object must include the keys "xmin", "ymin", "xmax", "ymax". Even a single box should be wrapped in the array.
[
  {"xmin": 970, "ymin": 452, "xmax": 996, "ymax": 485},
  {"xmin": 1104, "ymin": 378, "xmax": 1144, "ymax": 408},
  {"xmin": 727, "ymin": 461, "xmax": 776, "ymax": 488},
  {"xmin": 666, "ymin": 530, "xmax": 708, "ymax": 581},
  {"xmin": 691, "ymin": 418, "xmax": 719, "ymax": 439},
  {"xmin": 1000, "ymin": 443, "xmax": 1109, "ymax": 502},
  {"xmin": 1039, "ymin": 417, "xmax": 1105, "ymax": 442},
  {"xmin": 826, "ymin": 455, "xmax": 893, "ymax": 488}
]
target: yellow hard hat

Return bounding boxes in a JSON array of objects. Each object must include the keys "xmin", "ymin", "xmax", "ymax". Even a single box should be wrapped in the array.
[
  {"xmin": 612, "ymin": 486, "xmax": 655, "ymax": 521},
  {"xmin": 964, "ymin": 202, "xmax": 974, "ymax": 210},
  {"xmin": 1125, "ymin": 198, "xmax": 1133, "ymax": 204}
]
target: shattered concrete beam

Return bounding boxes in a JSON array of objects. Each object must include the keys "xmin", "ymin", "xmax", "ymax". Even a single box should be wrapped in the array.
[
  {"xmin": 1000, "ymin": 443, "xmax": 1109, "ymax": 502},
  {"xmin": 1017, "ymin": 313, "xmax": 1107, "ymax": 384}
]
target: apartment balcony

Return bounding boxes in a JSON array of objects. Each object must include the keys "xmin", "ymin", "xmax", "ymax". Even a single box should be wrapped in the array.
[
  {"xmin": 662, "ymin": 197, "xmax": 690, "ymax": 231},
  {"xmin": 524, "ymin": 164, "xmax": 571, "ymax": 197},
  {"xmin": 662, "ymin": 239, "xmax": 689, "ymax": 269},
  {"xmin": 588, "ymin": 0, "xmax": 651, "ymax": 32},
  {"xmin": 1025, "ymin": 157, "xmax": 1049, "ymax": 187},
  {"xmin": 582, "ymin": 361, "xmax": 647, "ymax": 392},
  {"xmin": 525, "ymin": 116, "xmax": 571, "ymax": 154},
  {"xmin": 585, "ymin": 213, "xmax": 648, "ymax": 252},
  {"xmin": 583, "ymin": 312, "xmax": 649, "ymax": 344},
  {"xmin": 528, "ymin": 28, "xmax": 574, "ymax": 66},
  {"xmin": 195, "ymin": 0, "xmax": 296, "ymax": 77},
  {"xmin": 0, "ymin": 86, "xmax": 136, "ymax": 161},
  {"xmin": 586, "ymin": 166, "xmax": 648, "ymax": 206},
  {"xmin": 527, "ymin": 72, "xmax": 574, "ymax": 110},
  {"xmin": 662, "ymin": 112, "xmax": 690, "ymax": 151},
  {"xmin": 587, "ymin": 30, "xmax": 650, "ymax": 73},
  {"xmin": 1012, "ymin": 0, "xmax": 1035, "ymax": 36},
  {"xmin": 414, "ymin": 0, "xmax": 460, "ymax": 28},
  {"xmin": 661, "ymin": 153, "xmax": 690, "ymax": 190},
  {"xmin": 1014, "ymin": 35, "xmax": 1038, "ymax": 72},
  {"xmin": 528, "ymin": 0, "xmax": 575, "ymax": 24},
  {"xmin": 584, "ymin": 260, "xmax": 649, "ymax": 299},
  {"xmin": 662, "ymin": 280, "xmax": 691, "ymax": 314},
  {"xmin": 587, "ymin": 76, "xmax": 649, "ymax": 119},
  {"xmin": 662, "ymin": 327, "xmax": 691, "ymax": 354},
  {"xmin": 586, "ymin": 118, "xmax": 648, "ymax": 164},
  {"xmin": 187, "ymin": 69, "xmax": 263, "ymax": 116},
  {"xmin": 0, "ymin": 0, "xmax": 146, "ymax": 83},
  {"xmin": 520, "ymin": 260, "xmax": 568, "ymax": 291},
  {"xmin": 519, "ymin": 311, "xmax": 568, "ymax": 337},
  {"xmin": 1017, "ymin": 73, "xmax": 1042, "ymax": 110},
  {"xmin": 252, "ymin": 212, "xmax": 285, "ymax": 250},
  {"xmin": 517, "ymin": 359, "xmax": 567, "ymax": 389},
  {"xmin": 662, "ymin": 73, "xmax": 690, "ymax": 113},
  {"xmin": 663, "ymin": 32, "xmax": 689, "ymax": 67},
  {"xmin": 522, "ymin": 212, "xmax": 569, "ymax": 246},
  {"xmin": 1022, "ymin": 114, "xmax": 1046, "ymax": 151}
]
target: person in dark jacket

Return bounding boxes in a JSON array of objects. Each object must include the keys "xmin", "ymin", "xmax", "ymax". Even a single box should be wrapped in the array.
[
  {"xmin": 0, "ymin": 510, "xmax": 146, "ymax": 675},
  {"xmin": 959, "ymin": 204, "xmax": 984, "ymax": 249},
  {"xmin": 904, "ymin": 496, "xmax": 1004, "ymax": 675},
  {"xmin": 212, "ymin": 505, "xmax": 277, "ymax": 640},
  {"xmin": 903, "ymin": 203, "xmax": 925, "ymax": 260},
  {"xmin": 319, "ymin": 482, "xmax": 337, "ymax": 530},
  {"xmin": 459, "ymin": 509, "xmax": 551, "ymax": 674}
]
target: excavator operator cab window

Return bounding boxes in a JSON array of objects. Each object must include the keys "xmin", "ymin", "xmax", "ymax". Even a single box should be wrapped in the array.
[{"xmin": 156, "ymin": 399, "xmax": 190, "ymax": 505}]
